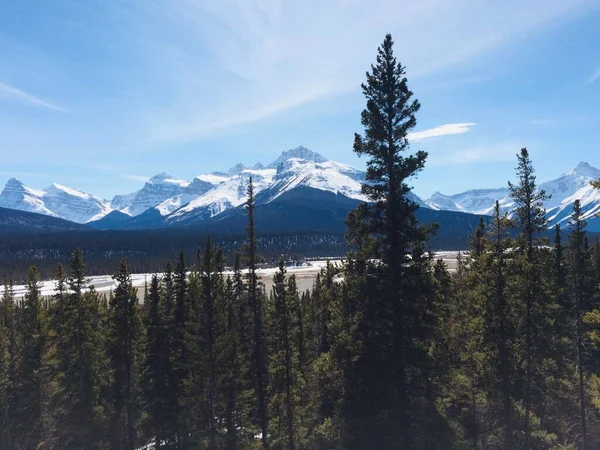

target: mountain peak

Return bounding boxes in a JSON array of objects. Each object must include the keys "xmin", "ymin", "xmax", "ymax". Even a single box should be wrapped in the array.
[
  {"xmin": 268, "ymin": 146, "xmax": 328, "ymax": 168},
  {"xmin": 227, "ymin": 163, "xmax": 246, "ymax": 175},
  {"xmin": 149, "ymin": 173, "xmax": 174, "ymax": 184},
  {"xmin": 4, "ymin": 178, "xmax": 25, "ymax": 189},
  {"xmin": 568, "ymin": 161, "xmax": 600, "ymax": 178}
]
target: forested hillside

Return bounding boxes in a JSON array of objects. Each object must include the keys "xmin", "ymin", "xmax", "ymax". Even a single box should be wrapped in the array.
[{"xmin": 1, "ymin": 34, "xmax": 599, "ymax": 450}]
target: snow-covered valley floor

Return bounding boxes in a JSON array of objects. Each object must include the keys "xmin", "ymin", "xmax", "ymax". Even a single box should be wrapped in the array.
[{"xmin": 10, "ymin": 252, "xmax": 463, "ymax": 299}]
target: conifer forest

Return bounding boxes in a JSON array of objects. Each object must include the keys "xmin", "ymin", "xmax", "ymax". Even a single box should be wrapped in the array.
[{"xmin": 1, "ymin": 35, "xmax": 600, "ymax": 450}]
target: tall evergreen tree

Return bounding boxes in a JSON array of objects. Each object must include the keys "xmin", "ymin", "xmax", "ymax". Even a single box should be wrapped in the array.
[
  {"xmin": 486, "ymin": 201, "xmax": 515, "ymax": 448},
  {"xmin": 508, "ymin": 147, "xmax": 550, "ymax": 447},
  {"xmin": 0, "ymin": 281, "xmax": 18, "ymax": 450},
  {"xmin": 244, "ymin": 177, "xmax": 269, "ymax": 448},
  {"xmin": 568, "ymin": 200, "xmax": 590, "ymax": 449},
  {"xmin": 108, "ymin": 259, "xmax": 141, "ymax": 450},
  {"xmin": 142, "ymin": 274, "xmax": 167, "ymax": 449},
  {"xmin": 17, "ymin": 266, "xmax": 44, "ymax": 448},
  {"xmin": 46, "ymin": 250, "xmax": 108, "ymax": 449},
  {"xmin": 223, "ymin": 275, "xmax": 242, "ymax": 450},
  {"xmin": 343, "ymin": 33, "xmax": 438, "ymax": 449},
  {"xmin": 161, "ymin": 262, "xmax": 180, "ymax": 447},
  {"xmin": 200, "ymin": 236, "xmax": 225, "ymax": 447},
  {"xmin": 268, "ymin": 260, "xmax": 300, "ymax": 450}
]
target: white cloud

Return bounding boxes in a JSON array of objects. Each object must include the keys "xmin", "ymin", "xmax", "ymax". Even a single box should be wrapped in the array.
[
  {"xmin": 107, "ymin": 0, "xmax": 596, "ymax": 143},
  {"xmin": 408, "ymin": 123, "xmax": 476, "ymax": 141},
  {"xmin": 589, "ymin": 67, "xmax": 600, "ymax": 84},
  {"xmin": 0, "ymin": 81, "xmax": 65, "ymax": 112},
  {"xmin": 0, "ymin": 0, "xmax": 596, "ymax": 157}
]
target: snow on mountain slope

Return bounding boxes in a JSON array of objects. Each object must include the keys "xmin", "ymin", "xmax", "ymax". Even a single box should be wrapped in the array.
[
  {"xmin": 0, "ymin": 178, "xmax": 56, "ymax": 217},
  {"xmin": 0, "ymin": 146, "xmax": 430, "ymax": 226},
  {"xmin": 111, "ymin": 173, "xmax": 194, "ymax": 217},
  {"xmin": 540, "ymin": 162, "xmax": 600, "ymax": 210},
  {"xmin": 0, "ymin": 178, "xmax": 110, "ymax": 223},
  {"xmin": 426, "ymin": 161, "xmax": 600, "ymax": 229},
  {"xmin": 267, "ymin": 146, "xmax": 328, "ymax": 168},
  {"xmin": 153, "ymin": 177, "xmax": 217, "ymax": 216},
  {"xmin": 43, "ymin": 183, "xmax": 112, "ymax": 223},
  {"xmin": 546, "ymin": 182, "xmax": 600, "ymax": 231},
  {"xmin": 426, "ymin": 188, "xmax": 512, "ymax": 215},
  {"xmin": 165, "ymin": 169, "xmax": 276, "ymax": 224},
  {"xmin": 259, "ymin": 158, "xmax": 368, "ymax": 204}
]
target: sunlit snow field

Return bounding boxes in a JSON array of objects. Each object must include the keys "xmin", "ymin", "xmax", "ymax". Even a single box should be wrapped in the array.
[{"xmin": 11, "ymin": 252, "xmax": 463, "ymax": 300}]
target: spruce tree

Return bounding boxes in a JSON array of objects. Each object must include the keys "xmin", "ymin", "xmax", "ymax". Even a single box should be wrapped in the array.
[
  {"xmin": 17, "ymin": 266, "xmax": 44, "ymax": 447},
  {"xmin": 508, "ymin": 147, "xmax": 550, "ymax": 446},
  {"xmin": 568, "ymin": 200, "xmax": 590, "ymax": 449},
  {"xmin": 0, "ymin": 281, "xmax": 18, "ymax": 450},
  {"xmin": 223, "ymin": 275, "xmax": 241, "ymax": 450},
  {"xmin": 200, "ymin": 236, "xmax": 225, "ymax": 447},
  {"xmin": 161, "ymin": 263, "xmax": 180, "ymax": 447},
  {"xmin": 142, "ymin": 274, "xmax": 167, "ymax": 448},
  {"xmin": 344, "ymin": 33, "xmax": 436, "ymax": 449},
  {"xmin": 108, "ymin": 259, "xmax": 141, "ymax": 450},
  {"xmin": 244, "ymin": 177, "xmax": 269, "ymax": 447},
  {"xmin": 268, "ymin": 260, "xmax": 300, "ymax": 450},
  {"xmin": 486, "ymin": 201, "xmax": 515, "ymax": 448},
  {"xmin": 46, "ymin": 250, "xmax": 109, "ymax": 449}
]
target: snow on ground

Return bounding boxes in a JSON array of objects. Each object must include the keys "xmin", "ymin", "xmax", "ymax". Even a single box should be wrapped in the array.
[{"xmin": 9, "ymin": 254, "xmax": 463, "ymax": 299}]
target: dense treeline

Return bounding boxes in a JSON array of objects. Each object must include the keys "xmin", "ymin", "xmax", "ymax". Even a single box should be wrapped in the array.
[
  {"xmin": 1, "ymin": 34, "xmax": 600, "ymax": 449},
  {"xmin": 0, "ymin": 232, "xmax": 352, "ymax": 283}
]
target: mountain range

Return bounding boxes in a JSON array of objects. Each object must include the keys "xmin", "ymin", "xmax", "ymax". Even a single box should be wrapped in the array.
[{"xmin": 0, "ymin": 146, "xmax": 598, "ymax": 232}]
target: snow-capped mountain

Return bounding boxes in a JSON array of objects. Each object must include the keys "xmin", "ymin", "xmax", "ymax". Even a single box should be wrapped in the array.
[
  {"xmin": 426, "ymin": 161, "xmax": 600, "ymax": 230},
  {"xmin": 0, "ymin": 147, "xmax": 384, "ymax": 226},
  {"xmin": 110, "ymin": 173, "xmax": 198, "ymax": 217},
  {"xmin": 131, "ymin": 147, "xmax": 374, "ymax": 227},
  {"xmin": 426, "ymin": 188, "xmax": 512, "ymax": 215},
  {"xmin": 267, "ymin": 146, "xmax": 328, "ymax": 168},
  {"xmin": 165, "ymin": 168, "xmax": 277, "ymax": 225},
  {"xmin": 3, "ymin": 146, "xmax": 596, "ymax": 232},
  {"xmin": 0, "ymin": 178, "xmax": 111, "ymax": 223}
]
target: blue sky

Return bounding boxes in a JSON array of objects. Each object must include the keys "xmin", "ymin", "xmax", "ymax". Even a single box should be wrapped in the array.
[{"xmin": 1, "ymin": 0, "xmax": 599, "ymax": 200}]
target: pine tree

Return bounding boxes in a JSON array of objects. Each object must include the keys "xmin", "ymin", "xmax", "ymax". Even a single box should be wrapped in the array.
[
  {"xmin": 508, "ymin": 147, "xmax": 550, "ymax": 446},
  {"xmin": 568, "ymin": 200, "xmax": 590, "ymax": 449},
  {"xmin": 142, "ymin": 274, "xmax": 167, "ymax": 448},
  {"xmin": 161, "ymin": 262, "xmax": 180, "ymax": 447},
  {"xmin": 46, "ymin": 250, "xmax": 109, "ymax": 449},
  {"xmin": 344, "ymin": 33, "xmax": 437, "ymax": 449},
  {"xmin": 268, "ymin": 260, "xmax": 300, "ymax": 450},
  {"xmin": 442, "ymin": 222, "xmax": 489, "ymax": 447},
  {"xmin": 0, "ymin": 281, "xmax": 18, "ymax": 450},
  {"xmin": 17, "ymin": 266, "xmax": 44, "ymax": 447},
  {"xmin": 244, "ymin": 177, "xmax": 269, "ymax": 448},
  {"xmin": 108, "ymin": 259, "xmax": 141, "ymax": 450},
  {"xmin": 486, "ymin": 201, "xmax": 515, "ymax": 448},
  {"xmin": 223, "ymin": 275, "xmax": 241, "ymax": 450},
  {"xmin": 469, "ymin": 218, "xmax": 486, "ymax": 259},
  {"xmin": 200, "ymin": 236, "xmax": 225, "ymax": 447}
]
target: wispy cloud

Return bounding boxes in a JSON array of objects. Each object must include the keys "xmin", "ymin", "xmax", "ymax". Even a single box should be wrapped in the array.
[
  {"xmin": 0, "ymin": 81, "xmax": 65, "ymax": 112},
  {"xmin": 109, "ymin": 0, "xmax": 595, "ymax": 144},
  {"xmin": 588, "ymin": 67, "xmax": 600, "ymax": 84},
  {"xmin": 409, "ymin": 123, "xmax": 476, "ymax": 141},
  {"xmin": 0, "ymin": 0, "xmax": 596, "ymax": 165}
]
